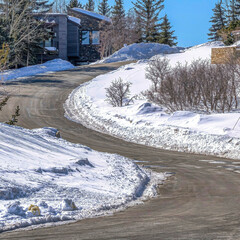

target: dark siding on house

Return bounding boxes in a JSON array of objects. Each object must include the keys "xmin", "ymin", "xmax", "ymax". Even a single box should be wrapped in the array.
[
  {"xmin": 67, "ymin": 21, "xmax": 79, "ymax": 57},
  {"xmin": 58, "ymin": 16, "xmax": 68, "ymax": 60}
]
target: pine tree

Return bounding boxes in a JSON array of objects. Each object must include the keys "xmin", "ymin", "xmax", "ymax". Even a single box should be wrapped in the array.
[
  {"xmin": 34, "ymin": 0, "xmax": 53, "ymax": 13},
  {"xmin": 85, "ymin": 0, "xmax": 95, "ymax": 12},
  {"xmin": 208, "ymin": 1, "xmax": 227, "ymax": 41},
  {"xmin": 158, "ymin": 14, "xmax": 177, "ymax": 46},
  {"xmin": 132, "ymin": 0, "xmax": 164, "ymax": 43},
  {"xmin": 0, "ymin": 18, "xmax": 8, "ymax": 46},
  {"xmin": 134, "ymin": 14, "xmax": 143, "ymax": 43},
  {"xmin": 112, "ymin": 0, "xmax": 125, "ymax": 27},
  {"xmin": 226, "ymin": 0, "xmax": 240, "ymax": 22},
  {"xmin": 111, "ymin": 0, "xmax": 126, "ymax": 50},
  {"xmin": 68, "ymin": 0, "xmax": 83, "ymax": 8},
  {"xmin": 98, "ymin": 0, "xmax": 111, "ymax": 17}
]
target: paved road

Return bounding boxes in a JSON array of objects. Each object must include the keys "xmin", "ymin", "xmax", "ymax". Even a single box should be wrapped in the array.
[{"xmin": 1, "ymin": 63, "xmax": 240, "ymax": 240}]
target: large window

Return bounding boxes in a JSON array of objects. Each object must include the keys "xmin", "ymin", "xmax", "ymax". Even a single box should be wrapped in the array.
[
  {"xmin": 92, "ymin": 31, "xmax": 100, "ymax": 45},
  {"xmin": 82, "ymin": 31, "xmax": 90, "ymax": 45},
  {"xmin": 45, "ymin": 38, "xmax": 53, "ymax": 47}
]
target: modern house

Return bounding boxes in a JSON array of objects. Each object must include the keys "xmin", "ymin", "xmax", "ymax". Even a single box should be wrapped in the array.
[{"xmin": 35, "ymin": 8, "xmax": 111, "ymax": 64}]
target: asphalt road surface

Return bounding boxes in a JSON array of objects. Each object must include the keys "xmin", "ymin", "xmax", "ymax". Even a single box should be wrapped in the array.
[{"xmin": 1, "ymin": 62, "xmax": 240, "ymax": 240}]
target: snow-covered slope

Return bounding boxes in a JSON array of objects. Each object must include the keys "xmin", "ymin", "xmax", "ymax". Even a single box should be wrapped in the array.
[
  {"xmin": 0, "ymin": 123, "xmax": 166, "ymax": 232},
  {"xmin": 1, "ymin": 59, "xmax": 75, "ymax": 82},
  {"xmin": 96, "ymin": 43, "xmax": 184, "ymax": 64},
  {"xmin": 151, "ymin": 41, "xmax": 224, "ymax": 66},
  {"xmin": 65, "ymin": 41, "xmax": 240, "ymax": 160}
]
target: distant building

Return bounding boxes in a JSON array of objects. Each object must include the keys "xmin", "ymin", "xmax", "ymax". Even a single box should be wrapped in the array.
[{"xmin": 35, "ymin": 8, "xmax": 111, "ymax": 64}]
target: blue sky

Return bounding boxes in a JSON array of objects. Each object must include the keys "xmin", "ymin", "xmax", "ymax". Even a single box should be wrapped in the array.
[{"xmin": 64, "ymin": 0, "xmax": 219, "ymax": 47}]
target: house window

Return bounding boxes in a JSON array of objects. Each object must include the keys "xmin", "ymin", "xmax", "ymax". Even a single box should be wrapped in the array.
[
  {"xmin": 92, "ymin": 31, "xmax": 100, "ymax": 45},
  {"xmin": 45, "ymin": 38, "xmax": 53, "ymax": 47},
  {"xmin": 82, "ymin": 31, "xmax": 90, "ymax": 45}
]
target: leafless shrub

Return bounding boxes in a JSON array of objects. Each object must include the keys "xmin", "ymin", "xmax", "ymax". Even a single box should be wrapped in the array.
[
  {"xmin": 106, "ymin": 78, "xmax": 132, "ymax": 107},
  {"xmin": 145, "ymin": 58, "xmax": 240, "ymax": 113},
  {"xmin": 146, "ymin": 57, "xmax": 170, "ymax": 91}
]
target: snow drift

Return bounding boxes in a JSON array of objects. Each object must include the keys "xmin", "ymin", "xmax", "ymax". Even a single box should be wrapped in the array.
[
  {"xmin": 65, "ymin": 41, "xmax": 240, "ymax": 160},
  {"xmin": 0, "ymin": 123, "xmax": 166, "ymax": 232},
  {"xmin": 1, "ymin": 59, "xmax": 75, "ymax": 82},
  {"xmin": 96, "ymin": 43, "xmax": 184, "ymax": 64}
]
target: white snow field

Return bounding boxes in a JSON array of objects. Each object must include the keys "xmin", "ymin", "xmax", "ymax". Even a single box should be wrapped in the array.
[
  {"xmin": 94, "ymin": 42, "xmax": 185, "ymax": 64},
  {"xmin": 1, "ymin": 59, "xmax": 75, "ymax": 82},
  {"xmin": 0, "ymin": 123, "xmax": 166, "ymax": 232},
  {"xmin": 65, "ymin": 41, "xmax": 240, "ymax": 160}
]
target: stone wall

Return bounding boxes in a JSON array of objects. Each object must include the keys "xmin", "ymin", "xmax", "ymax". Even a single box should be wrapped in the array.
[{"xmin": 211, "ymin": 47, "xmax": 237, "ymax": 64}]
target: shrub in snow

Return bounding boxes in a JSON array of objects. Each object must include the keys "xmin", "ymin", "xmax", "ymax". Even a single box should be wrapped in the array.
[
  {"xmin": 106, "ymin": 78, "xmax": 133, "ymax": 107},
  {"xmin": 7, "ymin": 202, "xmax": 25, "ymax": 216},
  {"xmin": 145, "ymin": 58, "xmax": 240, "ymax": 113},
  {"xmin": 28, "ymin": 204, "xmax": 41, "ymax": 216},
  {"xmin": 61, "ymin": 199, "xmax": 78, "ymax": 211},
  {"xmin": 146, "ymin": 57, "xmax": 170, "ymax": 91}
]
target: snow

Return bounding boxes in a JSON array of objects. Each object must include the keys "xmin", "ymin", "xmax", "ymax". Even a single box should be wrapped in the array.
[
  {"xmin": 72, "ymin": 8, "xmax": 111, "ymax": 23},
  {"xmin": 0, "ymin": 123, "xmax": 166, "ymax": 232},
  {"xmin": 68, "ymin": 16, "xmax": 81, "ymax": 25},
  {"xmin": 45, "ymin": 47, "xmax": 57, "ymax": 52},
  {"xmin": 65, "ymin": 41, "xmax": 240, "ymax": 160},
  {"xmin": 95, "ymin": 43, "xmax": 184, "ymax": 64},
  {"xmin": 1, "ymin": 59, "xmax": 75, "ymax": 82}
]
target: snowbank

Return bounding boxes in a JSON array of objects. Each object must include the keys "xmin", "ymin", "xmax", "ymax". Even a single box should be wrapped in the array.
[
  {"xmin": 65, "ymin": 41, "xmax": 240, "ymax": 160},
  {"xmin": 1, "ymin": 59, "xmax": 75, "ymax": 82},
  {"xmin": 0, "ymin": 123, "xmax": 166, "ymax": 232},
  {"xmin": 151, "ymin": 41, "xmax": 224, "ymax": 66},
  {"xmin": 96, "ymin": 43, "xmax": 184, "ymax": 64}
]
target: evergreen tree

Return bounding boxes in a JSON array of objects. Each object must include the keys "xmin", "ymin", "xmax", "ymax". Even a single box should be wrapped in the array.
[
  {"xmin": 208, "ymin": 0, "xmax": 227, "ymax": 41},
  {"xmin": 227, "ymin": 0, "xmax": 240, "ymax": 22},
  {"xmin": 0, "ymin": 18, "xmax": 8, "ymax": 46},
  {"xmin": 132, "ymin": 0, "xmax": 164, "ymax": 43},
  {"xmin": 112, "ymin": 0, "xmax": 125, "ymax": 27},
  {"xmin": 85, "ymin": 0, "xmax": 95, "ymax": 12},
  {"xmin": 68, "ymin": 0, "xmax": 83, "ymax": 8},
  {"xmin": 34, "ymin": 0, "xmax": 53, "ymax": 13},
  {"xmin": 111, "ymin": 0, "xmax": 126, "ymax": 50},
  {"xmin": 98, "ymin": 0, "xmax": 111, "ymax": 17},
  {"xmin": 158, "ymin": 14, "xmax": 177, "ymax": 46}
]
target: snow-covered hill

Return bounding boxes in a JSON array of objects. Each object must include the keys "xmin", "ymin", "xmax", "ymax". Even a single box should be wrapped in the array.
[
  {"xmin": 0, "ymin": 123, "xmax": 166, "ymax": 232},
  {"xmin": 65, "ymin": 41, "xmax": 240, "ymax": 160}
]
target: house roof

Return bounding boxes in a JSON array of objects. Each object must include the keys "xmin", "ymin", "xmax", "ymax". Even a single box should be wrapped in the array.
[
  {"xmin": 71, "ymin": 8, "xmax": 111, "ymax": 23},
  {"xmin": 68, "ymin": 16, "xmax": 81, "ymax": 26}
]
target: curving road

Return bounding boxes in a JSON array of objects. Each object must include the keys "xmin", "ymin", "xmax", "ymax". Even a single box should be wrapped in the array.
[{"xmin": 1, "ymin": 62, "xmax": 240, "ymax": 239}]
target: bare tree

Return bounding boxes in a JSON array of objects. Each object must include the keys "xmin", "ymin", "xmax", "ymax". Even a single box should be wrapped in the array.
[
  {"xmin": 52, "ymin": 0, "xmax": 67, "ymax": 13},
  {"xmin": 0, "ymin": 0, "xmax": 53, "ymax": 67},
  {"xmin": 99, "ymin": 21, "xmax": 113, "ymax": 59},
  {"xmin": 105, "ymin": 78, "xmax": 132, "ymax": 107}
]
